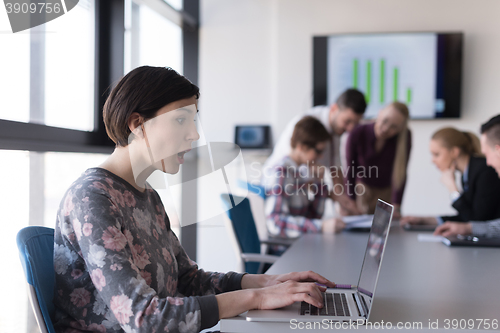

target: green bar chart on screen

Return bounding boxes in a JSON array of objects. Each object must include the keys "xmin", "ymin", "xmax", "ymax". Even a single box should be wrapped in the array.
[
  {"xmin": 353, "ymin": 59, "xmax": 359, "ymax": 89},
  {"xmin": 393, "ymin": 67, "xmax": 399, "ymax": 102},
  {"xmin": 380, "ymin": 59, "xmax": 385, "ymax": 104},
  {"xmin": 366, "ymin": 60, "xmax": 372, "ymax": 104},
  {"xmin": 350, "ymin": 58, "xmax": 411, "ymax": 105},
  {"xmin": 328, "ymin": 34, "xmax": 438, "ymax": 118}
]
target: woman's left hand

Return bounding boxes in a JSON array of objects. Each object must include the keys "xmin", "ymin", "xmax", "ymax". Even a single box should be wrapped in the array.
[
  {"xmin": 441, "ymin": 165, "xmax": 458, "ymax": 193},
  {"xmin": 242, "ymin": 270, "xmax": 336, "ymax": 289}
]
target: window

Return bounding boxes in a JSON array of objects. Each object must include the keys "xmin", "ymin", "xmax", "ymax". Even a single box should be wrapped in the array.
[
  {"xmin": 0, "ymin": 1, "xmax": 95, "ymax": 131},
  {"xmin": 0, "ymin": 151, "xmax": 29, "ymax": 333},
  {"xmin": 0, "ymin": 12, "xmax": 30, "ymax": 123},
  {"xmin": 0, "ymin": 151, "xmax": 109, "ymax": 333},
  {"xmin": 125, "ymin": 0, "xmax": 183, "ymax": 73},
  {"xmin": 164, "ymin": 0, "xmax": 183, "ymax": 11},
  {"xmin": 44, "ymin": 0, "xmax": 95, "ymax": 131},
  {"xmin": 0, "ymin": 0, "xmax": 197, "ymax": 331}
]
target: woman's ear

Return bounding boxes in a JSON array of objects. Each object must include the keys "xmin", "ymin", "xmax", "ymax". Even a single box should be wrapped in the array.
[
  {"xmin": 451, "ymin": 146, "xmax": 461, "ymax": 159},
  {"xmin": 128, "ymin": 113, "xmax": 144, "ymax": 138}
]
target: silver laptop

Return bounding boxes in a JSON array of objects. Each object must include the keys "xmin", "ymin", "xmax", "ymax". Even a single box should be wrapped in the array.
[{"xmin": 246, "ymin": 199, "xmax": 394, "ymax": 323}]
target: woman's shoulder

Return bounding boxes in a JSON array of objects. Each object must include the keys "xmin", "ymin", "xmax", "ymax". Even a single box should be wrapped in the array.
[
  {"xmin": 60, "ymin": 168, "xmax": 154, "ymax": 213},
  {"xmin": 65, "ymin": 168, "xmax": 118, "ymax": 197}
]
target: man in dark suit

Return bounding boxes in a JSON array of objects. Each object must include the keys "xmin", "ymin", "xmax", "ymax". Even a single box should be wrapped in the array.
[{"xmin": 439, "ymin": 153, "xmax": 500, "ymax": 222}]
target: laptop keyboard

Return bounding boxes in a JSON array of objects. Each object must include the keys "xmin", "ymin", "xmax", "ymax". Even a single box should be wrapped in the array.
[{"xmin": 300, "ymin": 292, "xmax": 350, "ymax": 316}]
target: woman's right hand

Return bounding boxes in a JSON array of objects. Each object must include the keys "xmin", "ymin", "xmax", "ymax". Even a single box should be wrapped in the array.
[
  {"xmin": 332, "ymin": 193, "xmax": 361, "ymax": 216},
  {"xmin": 217, "ymin": 274, "xmax": 332, "ymax": 319},
  {"xmin": 399, "ymin": 216, "xmax": 438, "ymax": 226},
  {"xmin": 254, "ymin": 280, "xmax": 326, "ymax": 310},
  {"xmin": 322, "ymin": 218, "xmax": 345, "ymax": 234}
]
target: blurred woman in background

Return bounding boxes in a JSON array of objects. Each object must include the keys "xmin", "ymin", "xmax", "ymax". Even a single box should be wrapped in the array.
[
  {"xmin": 401, "ymin": 127, "xmax": 500, "ymax": 227},
  {"xmin": 344, "ymin": 102, "xmax": 411, "ymax": 218}
]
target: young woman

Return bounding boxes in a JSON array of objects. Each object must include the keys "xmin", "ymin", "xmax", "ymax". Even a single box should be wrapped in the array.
[
  {"xmin": 52, "ymin": 66, "xmax": 335, "ymax": 333},
  {"xmin": 344, "ymin": 102, "xmax": 411, "ymax": 217},
  {"xmin": 401, "ymin": 127, "xmax": 500, "ymax": 227},
  {"xmin": 265, "ymin": 116, "xmax": 345, "ymax": 239}
]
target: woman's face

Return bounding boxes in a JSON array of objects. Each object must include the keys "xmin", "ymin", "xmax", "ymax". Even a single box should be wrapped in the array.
[
  {"xmin": 374, "ymin": 106, "xmax": 406, "ymax": 140},
  {"xmin": 429, "ymin": 139, "xmax": 457, "ymax": 171},
  {"xmin": 141, "ymin": 96, "xmax": 200, "ymax": 174}
]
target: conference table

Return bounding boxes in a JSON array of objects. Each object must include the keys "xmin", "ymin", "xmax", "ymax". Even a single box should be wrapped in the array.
[{"xmin": 220, "ymin": 224, "xmax": 500, "ymax": 332}]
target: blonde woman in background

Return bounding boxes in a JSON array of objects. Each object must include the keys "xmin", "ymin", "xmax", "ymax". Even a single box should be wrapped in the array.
[
  {"xmin": 344, "ymin": 102, "xmax": 411, "ymax": 218},
  {"xmin": 401, "ymin": 127, "xmax": 500, "ymax": 227}
]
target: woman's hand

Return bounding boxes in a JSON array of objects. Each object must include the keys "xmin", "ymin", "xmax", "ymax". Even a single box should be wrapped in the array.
[
  {"xmin": 242, "ymin": 270, "xmax": 336, "ymax": 289},
  {"xmin": 220, "ymin": 271, "xmax": 335, "ymax": 318},
  {"xmin": 441, "ymin": 164, "xmax": 459, "ymax": 193},
  {"xmin": 265, "ymin": 270, "xmax": 336, "ymax": 288},
  {"xmin": 434, "ymin": 222, "xmax": 472, "ymax": 237},
  {"xmin": 322, "ymin": 218, "xmax": 345, "ymax": 234},
  {"xmin": 254, "ymin": 280, "xmax": 326, "ymax": 310},
  {"xmin": 332, "ymin": 192, "xmax": 361, "ymax": 216},
  {"xmin": 399, "ymin": 216, "xmax": 438, "ymax": 226}
]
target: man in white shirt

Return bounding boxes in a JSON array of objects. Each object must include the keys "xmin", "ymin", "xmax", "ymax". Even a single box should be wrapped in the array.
[
  {"xmin": 261, "ymin": 89, "xmax": 367, "ymax": 215},
  {"xmin": 434, "ymin": 114, "xmax": 500, "ymax": 238}
]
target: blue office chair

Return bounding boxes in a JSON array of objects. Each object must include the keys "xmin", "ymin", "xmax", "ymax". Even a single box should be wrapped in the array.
[
  {"xmin": 17, "ymin": 226, "xmax": 56, "ymax": 333},
  {"xmin": 221, "ymin": 194, "xmax": 292, "ymax": 274},
  {"xmin": 237, "ymin": 180, "xmax": 266, "ymax": 200}
]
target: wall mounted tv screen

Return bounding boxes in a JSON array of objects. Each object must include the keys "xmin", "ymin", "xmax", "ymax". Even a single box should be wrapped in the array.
[{"xmin": 313, "ymin": 32, "xmax": 463, "ymax": 119}]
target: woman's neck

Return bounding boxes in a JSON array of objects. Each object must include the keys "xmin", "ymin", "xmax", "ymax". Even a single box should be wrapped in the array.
[
  {"xmin": 99, "ymin": 147, "xmax": 152, "ymax": 192},
  {"xmin": 455, "ymin": 154, "xmax": 471, "ymax": 174}
]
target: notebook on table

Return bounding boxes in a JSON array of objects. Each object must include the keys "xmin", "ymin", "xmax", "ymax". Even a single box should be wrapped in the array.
[{"xmin": 442, "ymin": 234, "xmax": 500, "ymax": 247}]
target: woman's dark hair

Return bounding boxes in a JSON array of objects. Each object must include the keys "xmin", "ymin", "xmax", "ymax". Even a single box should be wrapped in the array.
[
  {"xmin": 290, "ymin": 116, "xmax": 331, "ymax": 149},
  {"xmin": 103, "ymin": 66, "xmax": 200, "ymax": 146}
]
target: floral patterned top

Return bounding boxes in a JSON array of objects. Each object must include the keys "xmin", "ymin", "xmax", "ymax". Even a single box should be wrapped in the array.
[{"xmin": 53, "ymin": 168, "xmax": 244, "ymax": 333}]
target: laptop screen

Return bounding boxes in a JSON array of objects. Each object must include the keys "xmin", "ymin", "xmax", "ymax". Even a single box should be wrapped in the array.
[{"xmin": 357, "ymin": 200, "xmax": 393, "ymax": 301}]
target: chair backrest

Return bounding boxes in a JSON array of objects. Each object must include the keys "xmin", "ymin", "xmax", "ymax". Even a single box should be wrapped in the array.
[
  {"xmin": 237, "ymin": 180, "xmax": 266, "ymax": 200},
  {"xmin": 221, "ymin": 194, "xmax": 261, "ymax": 274},
  {"xmin": 246, "ymin": 193, "xmax": 268, "ymax": 242},
  {"xmin": 17, "ymin": 226, "xmax": 56, "ymax": 333}
]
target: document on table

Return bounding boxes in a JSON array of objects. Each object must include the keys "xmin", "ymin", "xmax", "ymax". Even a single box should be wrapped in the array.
[
  {"xmin": 342, "ymin": 214, "xmax": 373, "ymax": 229},
  {"xmin": 417, "ymin": 234, "xmax": 444, "ymax": 242}
]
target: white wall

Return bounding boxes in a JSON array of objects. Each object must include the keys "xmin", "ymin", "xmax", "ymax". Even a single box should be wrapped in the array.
[{"xmin": 197, "ymin": 0, "xmax": 500, "ymax": 271}]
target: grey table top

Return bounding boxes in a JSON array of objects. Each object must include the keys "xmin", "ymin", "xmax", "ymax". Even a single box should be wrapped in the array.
[{"xmin": 220, "ymin": 225, "xmax": 500, "ymax": 332}]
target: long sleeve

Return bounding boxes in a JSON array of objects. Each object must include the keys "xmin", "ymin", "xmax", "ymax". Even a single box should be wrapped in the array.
[
  {"xmin": 451, "ymin": 165, "xmax": 500, "ymax": 221},
  {"xmin": 53, "ymin": 168, "xmax": 241, "ymax": 333},
  {"xmin": 56, "ymin": 193, "xmax": 209, "ymax": 332},
  {"xmin": 173, "ymin": 231, "xmax": 244, "ymax": 297},
  {"xmin": 264, "ymin": 163, "xmax": 328, "ymax": 239},
  {"xmin": 440, "ymin": 158, "xmax": 500, "ymax": 222},
  {"xmin": 471, "ymin": 219, "xmax": 500, "ymax": 238},
  {"xmin": 391, "ymin": 129, "xmax": 412, "ymax": 205}
]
